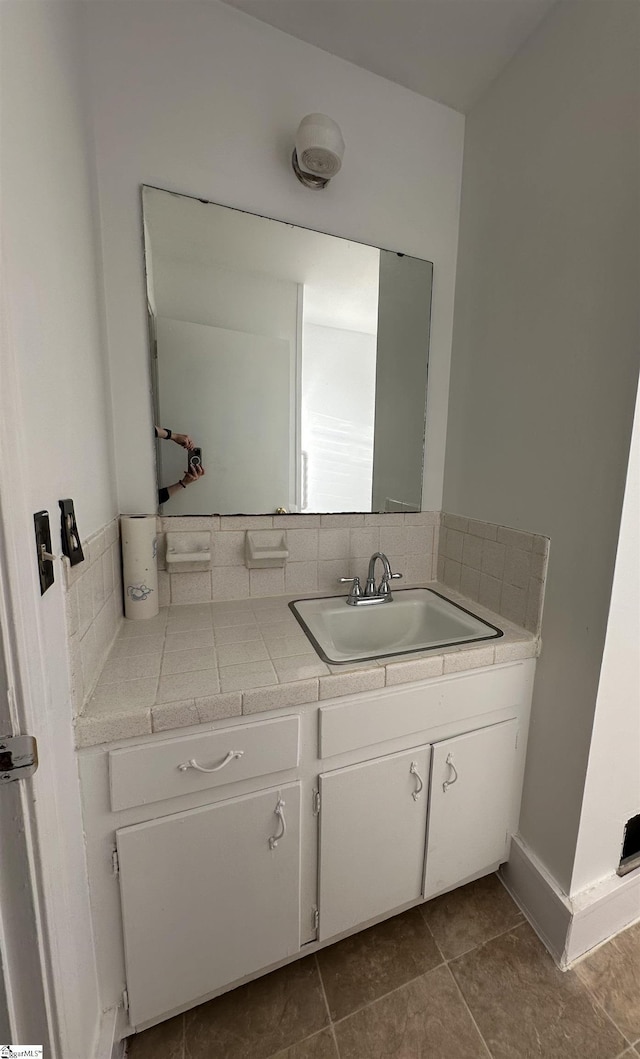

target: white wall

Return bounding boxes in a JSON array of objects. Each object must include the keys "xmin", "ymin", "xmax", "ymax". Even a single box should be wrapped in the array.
[
  {"xmin": 2, "ymin": 8, "xmax": 116, "ymax": 534},
  {"xmin": 0, "ymin": 2, "xmax": 117, "ymax": 1055},
  {"xmin": 302, "ymin": 323, "xmax": 377, "ymax": 511},
  {"xmin": 153, "ymin": 254, "xmax": 299, "ymax": 513},
  {"xmin": 154, "ymin": 258, "xmax": 299, "ymax": 343},
  {"xmin": 571, "ymin": 380, "xmax": 640, "ymax": 894},
  {"xmin": 156, "ymin": 316, "xmax": 293, "ymax": 513},
  {"xmin": 83, "ymin": 0, "xmax": 465, "ymax": 515},
  {"xmin": 444, "ymin": 0, "xmax": 640, "ymax": 894}
]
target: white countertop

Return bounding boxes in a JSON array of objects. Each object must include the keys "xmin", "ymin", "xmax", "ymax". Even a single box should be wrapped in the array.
[{"xmin": 75, "ymin": 582, "xmax": 539, "ymax": 748}]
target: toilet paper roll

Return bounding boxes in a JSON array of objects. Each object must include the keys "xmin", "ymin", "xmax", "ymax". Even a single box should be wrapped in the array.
[{"xmin": 120, "ymin": 515, "xmax": 159, "ymax": 620}]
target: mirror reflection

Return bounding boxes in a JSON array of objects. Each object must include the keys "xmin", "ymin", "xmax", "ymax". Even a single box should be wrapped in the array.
[{"xmin": 143, "ymin": 186, "xmax": 433, "ymax": 515}]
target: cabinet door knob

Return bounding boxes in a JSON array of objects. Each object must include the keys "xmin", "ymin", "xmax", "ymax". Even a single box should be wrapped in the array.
[
  {"xmin": 442, "ymin": 753, "xmax": 458, "ymax": 792},
  {"xmin": 178, "ymin": 750, "xmax": 244, "ymax": 774},
  {"xmin": 409, "ymin": 761, "xmax": 424, "ymax": 801},
  {"xmin": 268, "ymin": 797, "xmax": 287, "ymax": 850}
]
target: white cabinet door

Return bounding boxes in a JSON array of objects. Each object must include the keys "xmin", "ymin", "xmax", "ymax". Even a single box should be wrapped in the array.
[
  {"xmin": 318, "ymin": 745, "xmax": 430, "ymax": 942},
  {"xmin": 117, "ymin": 783, "xmax": 301, "ymax": 1027},
  {"xmin": 423, "ymin": 719, "xmax": 518, "ymax": 900}
]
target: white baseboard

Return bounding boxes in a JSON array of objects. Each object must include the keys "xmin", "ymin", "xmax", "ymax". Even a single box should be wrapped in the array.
[
  {"xmin": 500, "ymin": 835, "xmax": 573, "ymax": 965},
  {"xmin": 501, "ymin": 835, "xmax": 640, "ymax": 969},
  {"xmin": 565, "ymin": 869, "xmax": 640, "ymax": 965}
]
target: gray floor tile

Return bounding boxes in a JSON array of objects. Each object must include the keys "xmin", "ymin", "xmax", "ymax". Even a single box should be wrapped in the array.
[
  {"xmin": 267, "ymin": 1028, "xmax": 338, "ymax": 1059},
  {"xmin": 334, "ymin": 963, "xmax": 489, "ymax": 1059},
  {"xmin": 576, "ymin": 920, "xmax": 640, "ymax": 1042},
  {"xmin": 317, "ymin": 907, "xmax": 442, "ymax": 1021},
  {"xmin": 184, "ymin": 957, "xmax": 328, "ymax": 1059},
  {"xmin": 451, "ymin": 921, "xmax": 627, "ymax": 1059},
  {"xmin": 421, "ymin": 872, "xmax": 524, "ymax": 959}
]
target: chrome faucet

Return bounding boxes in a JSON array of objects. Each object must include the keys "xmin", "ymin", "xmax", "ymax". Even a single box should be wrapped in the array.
[{"xmin": 339, "ymin": 552, "xmax": 402, "ymax": 606}]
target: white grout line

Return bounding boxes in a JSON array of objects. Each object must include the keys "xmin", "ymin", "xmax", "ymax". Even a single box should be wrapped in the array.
[
  {"xmin": 313, "ymin": 953, "xmax": 341, "ymax": 1056},
  {"xmin": 577, "ymin": 981, "xmax": 634, "ymax": 1053},
  {"xmin": 430, "ymin": 907, "xmax": 527, "ymax": 964},
  {"xmin": 326, "ymin": 960, "xmax": 493, "ymax": 1058},
  {"xmin": 445, "ymin": 964, "xmax": 494, "ymax": 1059},
  {"xmin": 416, "ymin": 904, "xmax": 447, "ymax": 964},
  {"xmin": 329, "ymin": 957, "xmax": 448, "ymax": 1028},
  {"xmin": 262, "ymin": 1026, "xmax": 335, "ymax": 1059}
]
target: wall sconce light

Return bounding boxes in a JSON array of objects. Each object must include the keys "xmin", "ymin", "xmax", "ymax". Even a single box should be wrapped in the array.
[{"xmin": 292, "ymin": 113, "xmax": 345, "ymax": 190}]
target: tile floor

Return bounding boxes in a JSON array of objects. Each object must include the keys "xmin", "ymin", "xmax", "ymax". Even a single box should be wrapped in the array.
[{"xmin": 126, "ymin": 873, "xmax": 640, "ymax": 1059}]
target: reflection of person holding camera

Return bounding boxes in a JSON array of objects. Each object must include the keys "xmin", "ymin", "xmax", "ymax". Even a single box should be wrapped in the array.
[{"xmin": 155, "ymin": 425, "xmax": 205, "ymax": 504}]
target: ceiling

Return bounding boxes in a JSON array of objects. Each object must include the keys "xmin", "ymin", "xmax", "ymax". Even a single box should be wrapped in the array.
[{"xmin": 219, "ymin": 0, "xmax": 556, "ymax": 112}]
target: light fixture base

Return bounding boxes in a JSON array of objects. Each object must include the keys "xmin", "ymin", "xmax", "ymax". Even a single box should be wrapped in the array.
[{"xmin": 292, "ymin": 149, "xmax": 329, "ymax": 190}]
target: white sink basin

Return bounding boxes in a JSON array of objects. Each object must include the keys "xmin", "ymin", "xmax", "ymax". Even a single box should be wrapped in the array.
[{"xmin": 290, "ymin": 588, "xmax": 502, "ymax": 664}]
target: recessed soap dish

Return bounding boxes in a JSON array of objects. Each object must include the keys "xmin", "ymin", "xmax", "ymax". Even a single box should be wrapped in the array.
[
  {"xmin": 245, "ymin": 530, "xmax": 288, "ymax": 569},
  {"xmin": 166, "ymin": 531, "xmax": 211, "ymax": 564}
]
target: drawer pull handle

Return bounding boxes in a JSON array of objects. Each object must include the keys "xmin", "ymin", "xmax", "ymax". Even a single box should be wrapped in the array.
[
  {"xmin": 178, "ymin": 750, "xmax": 244, "ymax": 774},
  {"xmin": 442, "ymin": 753, "xmax": 458, "ymax": 793},
  {"xmin": 409, "ymin": 761, "xmax": 423, "ymax": 801},
  {"xmin": 268, "ymin": 797, "xmax": 286, "ymax": 850}
]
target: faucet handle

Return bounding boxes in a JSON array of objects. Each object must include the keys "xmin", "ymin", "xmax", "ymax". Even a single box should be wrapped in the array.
[
  {"xmin": 381, "ymin": 570, "xmax": 403, "ymax": 585},
  {"xmin": 379, "ymin": 570, "xmax": 402, "ymax": 596},
  {"xmin": 339, "ymin": 576, "xmax": 362, "ymax": 589},
  {"xmin": 339, "ymin": 576, "xmax": 363, "ymax": 603}
]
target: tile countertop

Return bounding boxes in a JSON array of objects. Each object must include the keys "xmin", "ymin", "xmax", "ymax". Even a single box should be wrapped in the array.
[{"xmin": 75, "ymin": 583, "xmax": 540, "ymax": 748}]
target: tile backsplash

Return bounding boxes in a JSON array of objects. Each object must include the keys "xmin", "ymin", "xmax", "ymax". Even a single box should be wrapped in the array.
[
  {"xmin": 63, "ymin": 517, "xmax": 123, "ymax": 713},
  {"xmin": 438, "ymin": 513, "xmax": 549, "ymax": 633},
  {"xmin": 157, "ymin": 512, "xmax": 440, "ymax": 607}
]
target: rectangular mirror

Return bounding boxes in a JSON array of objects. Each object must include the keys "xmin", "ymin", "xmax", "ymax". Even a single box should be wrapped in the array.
[{"xmin": 143, "ymin": 186, "xmax": 433, "ymax": 515}]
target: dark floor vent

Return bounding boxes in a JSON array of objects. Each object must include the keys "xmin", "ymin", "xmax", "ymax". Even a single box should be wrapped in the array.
[{"xmin": 617, "ymin": 814, "xmax": 640, "ymax": 877}]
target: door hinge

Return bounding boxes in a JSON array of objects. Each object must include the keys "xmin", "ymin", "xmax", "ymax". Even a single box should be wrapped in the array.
[
  {"xmin": 122, "ymin": 988, "xmax": 129, "ymax": 1013},
  {"xmin": 312, "ymin": 789, "xmax": 321, "ymax": 815},
  {"xmin": 112, "ymin": 849, "xmax": 120, "ymax": 876},
  {"xmin": 0, "ymin": 734, "xmax": 38, "ymax": 783},
  {"xmin": 313, "ymin": 906, "xmax": 319, "ymax": 931},
  {"xmin": 515, "ymin": 730, "xmax": 519, "ymax": 749}
]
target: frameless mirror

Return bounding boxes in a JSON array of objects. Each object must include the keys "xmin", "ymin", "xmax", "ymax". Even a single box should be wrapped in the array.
[{"xmin": 143, "ymin": 186, "xmax": 433, "ymax": 515}]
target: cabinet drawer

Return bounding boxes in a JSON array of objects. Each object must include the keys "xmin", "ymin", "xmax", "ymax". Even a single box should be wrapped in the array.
[
  {"xmin": 109, "ymin": 716, "xmax": 300, "ymax": 811},
  {"xmin": 319, "ymin": 662, "xmax": 530, "ymax": 758}
]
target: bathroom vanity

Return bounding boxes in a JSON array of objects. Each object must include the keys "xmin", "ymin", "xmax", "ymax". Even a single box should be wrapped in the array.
[{"xmin": 77, "ymin": 607, "xmax": 536, "ymax": 1038}]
